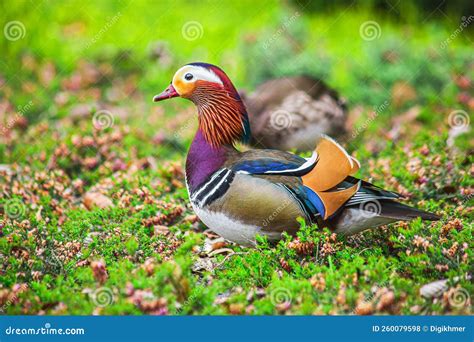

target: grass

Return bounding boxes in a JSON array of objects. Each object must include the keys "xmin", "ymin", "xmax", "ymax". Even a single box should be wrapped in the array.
[{"xmin": 0, "ymin": 1, "xmax": 472, "ymax": 315}]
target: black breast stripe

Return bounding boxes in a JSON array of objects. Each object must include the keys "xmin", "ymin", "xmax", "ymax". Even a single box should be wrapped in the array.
[
  {"xmin": 200, "ymin": 170, "xmax": 235, "ymax": 207},
  {"xmin": 192, "ymin": 168, "xmax": 235, "ymax": 207},
  {"xmin": 190, "ymin": 169, "xmax": 227, "ymax": 202}
]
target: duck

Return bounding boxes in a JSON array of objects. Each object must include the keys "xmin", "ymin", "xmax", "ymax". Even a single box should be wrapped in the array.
[
  {"xmin": 153, "ymin": 62, "xmax": 440, "ymax": 246},
  {"xmin": 240, "ymin": 75, "xmax": 347, "ymax": 151}
]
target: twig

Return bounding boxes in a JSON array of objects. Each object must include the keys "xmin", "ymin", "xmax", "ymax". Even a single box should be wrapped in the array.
[{"xmin": 213, "ymin": 252, "xmax": 247, "ymax": 270}]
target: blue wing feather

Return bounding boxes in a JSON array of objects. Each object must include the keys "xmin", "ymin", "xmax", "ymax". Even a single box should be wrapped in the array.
[
  {"xmin": 232, "ymin": 159, "xmax": 304, "ymax": 173},
  {"xmin": 303, "ymin": 187, "xmax": 326, "ymax": 219},
  {"xmin": 231, "ymin": 153, "xmax": 317, "ymax": 176}
]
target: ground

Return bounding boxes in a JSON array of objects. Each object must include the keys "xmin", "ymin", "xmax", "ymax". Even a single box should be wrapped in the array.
[{"xmin": 0, "ymin": 1, "xmax": 472, "ymax": 315}]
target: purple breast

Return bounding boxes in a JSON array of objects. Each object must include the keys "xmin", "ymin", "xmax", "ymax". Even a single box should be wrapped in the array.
[{"xmin": 185, "ymin": 129, "xmax": 227, "ymax": 192}]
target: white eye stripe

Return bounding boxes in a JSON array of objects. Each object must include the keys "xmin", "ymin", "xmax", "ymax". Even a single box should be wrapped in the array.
[{"xmin": 175, "ymin": 65, "xmax": 223, "ymax": 85}]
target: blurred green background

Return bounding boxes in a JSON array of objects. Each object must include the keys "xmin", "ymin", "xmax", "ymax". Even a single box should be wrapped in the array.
[{"xmin": 1, "ymin": 0, "xmax": 473, "ymax": 114}]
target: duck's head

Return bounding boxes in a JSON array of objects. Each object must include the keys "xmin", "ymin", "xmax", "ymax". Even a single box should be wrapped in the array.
[{"xmin": 153, "ymin": 62, "xmax": 250, "ymax": 147}]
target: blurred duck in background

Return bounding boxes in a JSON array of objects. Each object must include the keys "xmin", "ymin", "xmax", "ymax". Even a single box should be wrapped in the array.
[{"xmin": 240, "ymin": 75, "xmax": 347, "ymax": 151}]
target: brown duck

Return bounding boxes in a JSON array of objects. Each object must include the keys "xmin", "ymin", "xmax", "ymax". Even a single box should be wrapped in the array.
[{"xmin": 241, "ymin": 75, "xmax": 347, "ymax": 151}]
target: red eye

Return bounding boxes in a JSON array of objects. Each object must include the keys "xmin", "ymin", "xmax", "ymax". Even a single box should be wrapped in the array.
[{"xmin": 185, "ymin": 73, "xmax": 193, "ymax": 81}]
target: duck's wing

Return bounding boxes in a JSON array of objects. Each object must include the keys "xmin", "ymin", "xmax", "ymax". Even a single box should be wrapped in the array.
[
  {"xmin": 227, "ymin": 148, "xmax": 318, "ymax": 176},
  {"xmin": 224, "ymin": 137, "xmax": 438, "ymax": 234},
  {"xmin": 223, "ymin": 150, "xmax": 320, "ymax": 222},
  {"xmin": 227, "ymin": 136, "xmax": 362, "ymax": 220}
]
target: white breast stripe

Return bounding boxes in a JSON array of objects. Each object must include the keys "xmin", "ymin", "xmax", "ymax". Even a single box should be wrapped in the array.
[
  {"xmin": 191, "ymin": 168, "xmax": 227, "ymax": 202},
  {"xmin": 198, "ymin": 169, "xmax": 232, "ymax": 206}
]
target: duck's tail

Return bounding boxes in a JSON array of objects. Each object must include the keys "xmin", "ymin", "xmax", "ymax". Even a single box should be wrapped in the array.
[
  {"xmin": 377, "ymin": 200, "xmax": 441, "ymax": 221},
  {"xmin": 301, "ymin": 135, "xmax": 440, "ymax": 226},
  {"xmin": 329, "ymin": 199, "xmax": 441, "ymax": 235}
]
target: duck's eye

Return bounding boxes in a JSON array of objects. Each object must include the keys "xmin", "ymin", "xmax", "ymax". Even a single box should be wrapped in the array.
[{"xmin": 184, "ymin": 73, "xmax": 193, "ymax": 81}]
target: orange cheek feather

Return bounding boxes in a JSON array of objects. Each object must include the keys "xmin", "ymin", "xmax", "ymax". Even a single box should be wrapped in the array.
[{"xmin": 174, "ymin": 79, "xmax": 195, "ymax": 98}]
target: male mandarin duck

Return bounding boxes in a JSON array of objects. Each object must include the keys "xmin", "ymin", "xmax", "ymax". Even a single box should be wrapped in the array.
[
  {"xmin": 153, "ymin": 63, "xmax": 440, "ymax": 246},
  {"xmin": 241, "ymin": 75, "xmax": 347, "ymax": 151}
]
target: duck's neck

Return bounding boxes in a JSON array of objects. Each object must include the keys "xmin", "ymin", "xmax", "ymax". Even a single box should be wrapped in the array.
[{"xmin": 185, "ymin": 129, "xmax": 231, "ymax": 192}]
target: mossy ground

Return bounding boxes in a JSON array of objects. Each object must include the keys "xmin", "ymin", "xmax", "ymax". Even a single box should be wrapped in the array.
[{"xmin": 0, "ymin": 1, "xmax": 472, "ymax": 315}]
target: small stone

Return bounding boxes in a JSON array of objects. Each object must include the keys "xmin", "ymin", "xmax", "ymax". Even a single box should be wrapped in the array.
[
  {"xmin": 276, "ymin": 301, "xmax": 292, "ymax": 313},
  {"xmin": 376, "ymin": 291, "xmax": 395, "ymax": 311},
  {"xmin": 83, "ymin": 192, "xmax": 113, "ymax": 210},
  {"xmin": 153, "ymin": 225, "xmax": 169, "ymax": 236},
  {"xmin": 183, "ymin": 215, "xmax": 198, "ymax": 224},
  {"xmin": 355, "ymin": 302, "xmax": 373, "ymax": 315},
  {"xmin": 229, "ymin": 303, "xmax": 244, "ymax": 315}
]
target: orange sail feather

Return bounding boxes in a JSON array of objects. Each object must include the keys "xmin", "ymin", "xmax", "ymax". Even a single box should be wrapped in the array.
[{"xmin": 302, "ymin": 136, "xmax": 360, "ymax": 219}]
